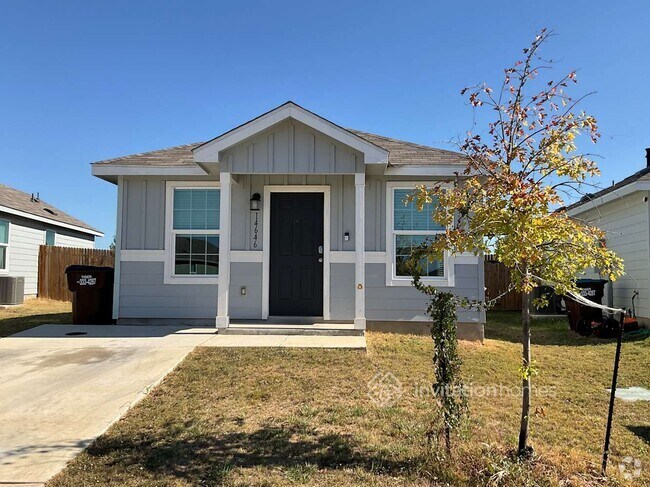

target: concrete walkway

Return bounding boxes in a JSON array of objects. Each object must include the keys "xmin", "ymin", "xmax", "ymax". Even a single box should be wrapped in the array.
[{"xmin": 0, "ymin": 324, "xmax": 365, "ymax": 485}]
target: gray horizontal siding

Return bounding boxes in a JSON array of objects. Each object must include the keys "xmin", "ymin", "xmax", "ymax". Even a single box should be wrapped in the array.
[
  {"xmin": 119, "ymin": 261, "xmax": 217, "ymax": 319},
  {"xmin": 330, "ymin": 263, "xmax": 354, "ymax": 320},
  {"xmin": 118, "ymin": 261, "xmax": 482, "ymax": 323},
  {"xmin": 2, "ymin": 212, "xmax": 96, "ymax": 296},
  {"xmin": 229, "ymin": 262, "xmax": 263, "ymax": 319},
  {"xmin": 5, "ymin": 220, "xmax": 42, "ymax": 295},
  {"xmin": 573, "ymin": 191, "xmax": 650, "ymax": 320},
  {"xmin": 366, "ymin": 263, "xmax": 483, "ymax": 323},
  {"xmin": 55, "ymin": 232, "xmax": 94, "ymax": 249}
]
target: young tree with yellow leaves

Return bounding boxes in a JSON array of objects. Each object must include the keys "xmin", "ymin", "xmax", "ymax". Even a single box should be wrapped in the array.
[{"xmin": 411, "ymin": 29, "xmax": 623, "ymax": 456}]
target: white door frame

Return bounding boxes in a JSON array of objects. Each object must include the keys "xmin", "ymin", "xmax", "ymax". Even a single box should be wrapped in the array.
[{"xmin": 262, "ymin": 185, "xmax": 331, "ymax": 320}]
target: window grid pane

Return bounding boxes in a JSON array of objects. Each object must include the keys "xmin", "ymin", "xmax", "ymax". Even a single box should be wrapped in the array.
[
  {"xmin": 173, "ymin": 189, "xmax": 220, "ymax": 230},
  {"xmin": 174, "ymin": 234, "xmax": 219, "ymax": 275},
  {"xmin": 393, "ymin": 189, "xmax": 443, "ymax": 231},
  {"xmin": 395, "ymin": 234, "xmax": 444, "ymax": 277}
]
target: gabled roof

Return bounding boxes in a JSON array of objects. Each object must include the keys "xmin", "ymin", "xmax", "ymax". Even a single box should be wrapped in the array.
[
  {"xmin": 93, "ymin": 132, "xmax": 466, "ymax": 168},
  {"xmin": 0, "ymin": 184, "xmax": 103, "ymax": 236},
  {"xmin": 92, "ymin": 102, "xmax": 468, "ymax": 182},
  {"xmin": 564, "ymin": 166, "xmax": 650, "ymax": 213},
  {"xmin": 192, "ymin": 101, "xmax": 389, "ymax": 165}
]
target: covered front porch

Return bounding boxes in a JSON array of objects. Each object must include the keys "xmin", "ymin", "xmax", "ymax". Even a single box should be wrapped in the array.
[
  {"xmin": 214, "ymin": 173, "xmax": 369, "ymax": 332},
  {"xmin": 191, "ymin": 103, "xmax": 389, "ymax": 331}
]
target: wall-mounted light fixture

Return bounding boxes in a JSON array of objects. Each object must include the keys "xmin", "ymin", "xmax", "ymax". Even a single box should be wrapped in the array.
[
  {"xmin": 250, "ymin": 193, "xmax": 261, "ymax": 211},
  {"xmin": 344, "ymin": 232, "xmax": 350, "ymax": 242}
]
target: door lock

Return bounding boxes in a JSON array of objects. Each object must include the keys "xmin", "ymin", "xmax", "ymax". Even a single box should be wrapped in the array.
[{"xmin": 318, "ymin": 245, "xmax": 323, "ymax": 255}]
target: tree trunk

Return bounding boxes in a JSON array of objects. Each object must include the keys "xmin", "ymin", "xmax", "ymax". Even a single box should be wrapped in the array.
[{"xmin": 518, "ymin": 289, "xmax": 532, "ymax": 456}]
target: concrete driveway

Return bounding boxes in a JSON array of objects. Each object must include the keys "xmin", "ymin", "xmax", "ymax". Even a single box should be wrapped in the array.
[{"xmin": 0, "ymin": 324, "xmax": 216, "ymax": 486}]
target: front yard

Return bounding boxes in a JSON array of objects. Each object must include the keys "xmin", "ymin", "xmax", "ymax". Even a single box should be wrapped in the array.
[
  {"xmin": 0, "ymin": 299, "xmax": 71, "ymax": 338},
  {"xmin": 37, "ymin": 312, "xmax": 648, "ymax": 486}
]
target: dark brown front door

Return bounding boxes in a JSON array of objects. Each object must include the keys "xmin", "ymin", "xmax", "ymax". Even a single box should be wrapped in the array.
[{"xmin": 269, "ymin": 192, "xmax": 324, "ymax": 316}]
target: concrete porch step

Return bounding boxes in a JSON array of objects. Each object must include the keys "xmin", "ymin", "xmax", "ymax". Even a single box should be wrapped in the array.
[{"xmin": 220, "ymin": 324, "xmax": 364, "ymax": 337}]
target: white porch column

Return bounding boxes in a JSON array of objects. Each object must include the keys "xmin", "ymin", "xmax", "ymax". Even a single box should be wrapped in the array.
[
  {"xmin": 354, "ymin": 173, "xmax": 366, "ymax": 329},
  {"xmin": 216, "ymin": 172, "xmax": 232, "ymax": 328}
]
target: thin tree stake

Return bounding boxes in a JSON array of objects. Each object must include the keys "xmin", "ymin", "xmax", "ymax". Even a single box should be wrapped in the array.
[{"xmin": 601, "ymin": 312, "xmax": 625, "ymax": 475}]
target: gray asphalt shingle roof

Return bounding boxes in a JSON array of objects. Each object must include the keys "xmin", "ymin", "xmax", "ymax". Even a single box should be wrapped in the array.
[
  {"xmin": 93, "ymin": 130, "xmax": 467, "ymax": 168},
  {"xmin": 347, "ymin": 129, "xmax": 467, "ymax": 166},
  {"xmin": 0, "ymin": 184, "xmax": 101, "ymax": 234},
  {"xmin": 564, "ymin": 166, "xmax": 650, "ymax": 212}
]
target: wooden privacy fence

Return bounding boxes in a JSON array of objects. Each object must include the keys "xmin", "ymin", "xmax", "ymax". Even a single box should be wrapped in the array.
[
  {"xmin": 484, "ymin": 257, "xmax": 522, "ymax": 311},
  {"xmin": 38, "ymin": 245, "xmax": 115, "ymax": 301}
]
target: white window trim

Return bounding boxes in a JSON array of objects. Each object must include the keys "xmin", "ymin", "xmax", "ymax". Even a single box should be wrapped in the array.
[
  {"xmin": 385, "ymin": 181, "xmax": 455, "ymax": 287},
  {"xmin": 0, "ymin": 218, "xmax": 9, "ymax": 274},
  {"xmin": 164, "ymin": 181, "xmax": 221, "ymax": 285}
]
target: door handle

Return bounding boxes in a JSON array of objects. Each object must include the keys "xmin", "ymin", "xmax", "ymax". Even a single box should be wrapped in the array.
[{"xmin": 318, "ymin": 257, "xmax": 323, "ymax": 263}]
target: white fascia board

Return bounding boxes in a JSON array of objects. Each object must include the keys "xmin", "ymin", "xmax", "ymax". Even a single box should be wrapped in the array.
[
  {"xmin": 384, "ymin": 165, "xmax": 467, "ymax": 177},
  {"xmin": 91, "ymin": 164, "xmax": 207, "ymax": 178},
  {"xmin": 567, "ymin": 181, "xmax": 650, "ymax": 217},
  {"xmin": 192, "ymin": 103, "xmax": 389, "ymax": 165},
  {"xmin": 0, "ymin": 204, "xmax": 104, "ymax": 237}
]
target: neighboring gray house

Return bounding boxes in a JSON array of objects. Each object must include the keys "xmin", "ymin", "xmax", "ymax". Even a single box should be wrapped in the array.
[
  {"xmin": 93, "ymin": 102, "xmax": 485, "ymax": 339},
  {"xmin": 566, "ymin": 149, "xmax": 650, "ymax": 327},
  {"xmin": 0, "ymin": 184, "xmax": 103, "ymax": 298}
]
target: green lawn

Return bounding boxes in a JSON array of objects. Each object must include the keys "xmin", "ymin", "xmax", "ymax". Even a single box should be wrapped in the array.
[
  {"xmin": 41, "ymin": 312, "xmax": 650, "ymax": 486},
  {"xmin": 0, "ymin": 298, "xmax": 71, "ymax": 337}
]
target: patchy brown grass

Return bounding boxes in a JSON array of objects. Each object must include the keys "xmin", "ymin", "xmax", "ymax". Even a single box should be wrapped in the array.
[
  {"xmin": 49, "ymin": 313, "xmax": 649, "ymax": 486},
  {"xmin": 0, "ymin": 298, "xmax": 71, "ymax": 337}
]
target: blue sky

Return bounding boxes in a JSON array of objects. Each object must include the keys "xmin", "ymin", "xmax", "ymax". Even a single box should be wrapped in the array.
[{"xmin": 1, "ymin": 1, "xmax": 648, "ymax": 248}]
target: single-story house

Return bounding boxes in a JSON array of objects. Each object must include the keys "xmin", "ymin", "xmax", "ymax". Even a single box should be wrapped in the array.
[
  {"xmin": 0, "ymin": 184, "xmax": 104, "ymax": 299},
  {"xmin": 566, "ymin": 149, "xmax": 650, "ymax": 326},
  {"xmin": 92, "ymin": 102, "xmax": 485, "ymax": 339}
]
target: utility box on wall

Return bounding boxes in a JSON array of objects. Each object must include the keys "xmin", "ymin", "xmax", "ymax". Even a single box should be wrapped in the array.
[{"xmin": 0, "ymin": 276, "xmax": 25, "ymax": 305}]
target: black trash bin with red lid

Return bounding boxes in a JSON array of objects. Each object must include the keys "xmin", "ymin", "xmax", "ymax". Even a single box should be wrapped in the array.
[{"xmin": 65, "ymin": 265, "xmax": 114, "ymax": 324}]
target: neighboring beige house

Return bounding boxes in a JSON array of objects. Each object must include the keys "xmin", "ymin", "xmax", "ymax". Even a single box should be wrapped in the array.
[
  {"xmin": 0, "ymin": 184, "xmax": 103, "ymax": 298},
  {"xmin": 566, "ymin": 149, "xmax": 650, "ymax": 326},
  {"xmin": 92, "ymin": 102, "xmax": 486, "ymax": 339}
]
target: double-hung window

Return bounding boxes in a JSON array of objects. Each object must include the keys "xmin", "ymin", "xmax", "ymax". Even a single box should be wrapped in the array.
[
  {"xmin": 386, "ymin": 182, "xmax": 454, "ymax": 287},
  {"xmin": 165, "ymin": 182, "xmax": 220, "ymax": 284},
  {"xmin": 0, "ymin": 219, "xmax": 8, "ymax": 271}
]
